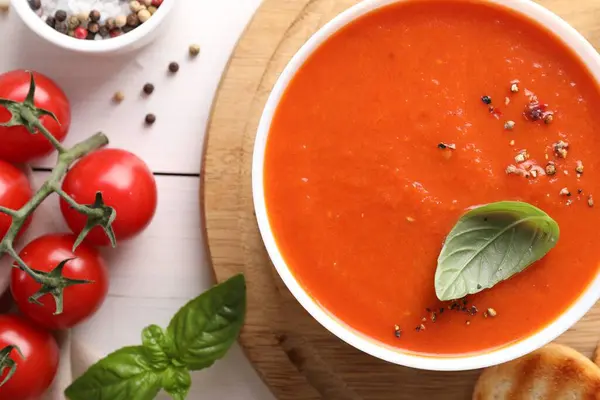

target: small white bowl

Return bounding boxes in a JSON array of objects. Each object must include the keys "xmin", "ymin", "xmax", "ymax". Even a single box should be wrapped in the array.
[
  {"xmin": 10, "ymin": 0, "xmax": 174, "ymax": 55},
  {"xmin": 253, "ymin": 0, "xmax": 600, "ymax": 371}
]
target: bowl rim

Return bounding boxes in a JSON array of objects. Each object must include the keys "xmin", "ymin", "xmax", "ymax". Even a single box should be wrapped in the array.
[
  {"xmin": 10, "ymin": 0, "xmax": 174, "ymax": 54},
  {"xmin": 252, "ymin": 0, "xmax": 600, "ymax": 371}
]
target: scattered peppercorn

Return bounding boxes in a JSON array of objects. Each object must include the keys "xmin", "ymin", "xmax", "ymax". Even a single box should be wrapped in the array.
[
  {"xmin": 481, "ymin": 95, "xmax": 492, "ymax": 105},
  {"xmin": 437, "ymin": 142, "xmax": 456, "ymax": 150},
  {"xmin": 514, "ymin": 150, "xmax": 529, "ymax": 164},
  {"xmin": 142, "ymin": 83, "xmax": 155, "ymax": 95},
  {"xmin": 545, "ymin": 162, "xmax": 556, "ymax": 176},
  {"xmin": 487, "ymin": 308, "xmax": 497, "ymax": 317},
  {"xmin": 55, "ymin": 9, "xmax": 67, "ymax": 22},
  {"xmin": 189, "ymin": 44, "xmax": 201, "ymax": 57},
  {"xmin": 145, "ymin": 113, "xmax": 156, "ymax": 125},
  {"xmin": 559, "ymin": 187, "xmax": 571, "ymax": 197},
  {"xmin": 554, "ymin": 141, "xmax": 569, "ymax": 159},
  {"xmin": 504, "ymin": 120, "xmax": 515, "ymax": 131},
  {"xmin": 543, "ymin": 112, "xmax": 554, "ymax": 124},
  {"xmin": 112, "ymin": 91, "xmax": 125, "ymax": 103},
  {"xmin": 89, "ymin": 9, "xmax": 101, "ymax": 22},
  {"xmin": 578, "ymin": 189, "xmax": 584, "ymax": 195},
  {"xmin": 510, "ymin": 82, "xmax": 519, "ymax": 93},
  {"xmin": 168, "ymin": 62, "xmax": 180, "ymax": 73}
]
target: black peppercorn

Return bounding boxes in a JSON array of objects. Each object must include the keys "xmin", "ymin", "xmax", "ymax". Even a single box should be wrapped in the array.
[
  {"xmin": 126, "ymin": 13, "xmax": 139, "ymax": 27},
  {"xmin": 143, "ymin": 83, "xmax": 155, "ymax": 95},
  {"xmin": 89, "ymin": 9, "xmax": 101, "ymax": 22},
  {"xmin": 55, "ymin": 9, "xmax": 67, "ymax": 22},
  {"xmin": 481, "ymin": 95, "xmax": 492, "ymax": 105},
  {"xmin": 145, "ymin": 114, "xmax": 156, "ymax": 125},
  {"xmin": 55, "ymin": 21, "xmax": 68, "ymax": 34},
  {"xmin": 46, "ymin": 16, "xmax": 56, "ymax": 28},
  {"xmin": 27, "ymin": 0, "xmax": 41, "ymax": 11},
  {"xmin": 99, "ymin": 26, "xmax": 110, "ymax": 37},
  {"xmin": 122, "ymin": 25, "xmax": 134, "ymax": 33},
  {"xmin": 88, "ymin": 22, "xmax": 100, "ymax": 34},
  {"xmin": 168, "ymin": 62, "xmax": 179, "ymax": 73}
]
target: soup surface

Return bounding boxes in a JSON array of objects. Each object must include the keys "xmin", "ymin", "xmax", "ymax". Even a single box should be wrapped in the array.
[{"xmin": 264, "ymin": 0, "xmax": 600, "ymax": 355}]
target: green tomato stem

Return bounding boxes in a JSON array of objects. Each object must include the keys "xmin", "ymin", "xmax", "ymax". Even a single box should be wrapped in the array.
[
  {"xmin": 0, "ymin": 132, "xmax": 109, "ymax": 287},
  {"xmin": 19, "ymin": 107, "xmax": 67, "ymax": 154}
]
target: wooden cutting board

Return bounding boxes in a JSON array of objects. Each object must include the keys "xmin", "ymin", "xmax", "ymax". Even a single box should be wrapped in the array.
[{"xmin": 202, "ymin": 1, "xmax": 600, "ymax": 399}]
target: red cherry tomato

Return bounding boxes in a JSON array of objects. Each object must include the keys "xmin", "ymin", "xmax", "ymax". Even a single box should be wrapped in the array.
[
  {"xmin": 0, "ymin": 314, "xmax": 59, "ymax": 400},
  {"xmin": 11, "ymin": 234, "xmax": 109, "ymax": 330},
  {"xmin": 60, "ymin": 149, "xmax": 157, "ymax": 246},
  {"xmin": 0, "ymin": 160, "xmax": 33, "ymax": 240},
  {"xmin": 0, "ymin": 70, "xmax": 71, "ymax": 163}
]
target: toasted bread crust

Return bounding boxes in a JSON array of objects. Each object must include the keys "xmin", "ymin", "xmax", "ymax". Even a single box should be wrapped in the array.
[{"xmin": 473, "ymin": 344, "xmax": 600, "ymax": 400}]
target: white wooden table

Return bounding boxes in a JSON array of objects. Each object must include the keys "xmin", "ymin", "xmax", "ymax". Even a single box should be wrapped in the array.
[{"xmin": 0, "ymin": 1, "xmax": 276, "ymax": 398}]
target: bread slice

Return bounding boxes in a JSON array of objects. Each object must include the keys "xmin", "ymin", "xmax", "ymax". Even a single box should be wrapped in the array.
[{"xmin": 473, "ymin": 344, "xmax": 600, "ymax": 399}]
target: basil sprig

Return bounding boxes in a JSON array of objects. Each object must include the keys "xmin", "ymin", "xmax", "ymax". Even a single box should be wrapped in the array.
[
  {"xmin": 435, "ymin": 202, "xmax": 559, "ymax": 301},
  {"xmin": 65, "ymin": 274, "xmax": 246, "ymax": 400}
]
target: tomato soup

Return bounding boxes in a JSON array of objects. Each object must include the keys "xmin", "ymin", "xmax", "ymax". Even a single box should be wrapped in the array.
[{"xmin": 263, "ymin": 0, "xmax": 600, "ymax": 355}]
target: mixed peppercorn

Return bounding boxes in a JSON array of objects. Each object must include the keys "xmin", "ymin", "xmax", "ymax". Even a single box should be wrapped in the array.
[
  {"xmin": 30, "ymin": 0, "xmax": 164, "ymax": 40},
  {"xmin": 473, "ymin": 81, "xmax": 595, "ymax": 208}
]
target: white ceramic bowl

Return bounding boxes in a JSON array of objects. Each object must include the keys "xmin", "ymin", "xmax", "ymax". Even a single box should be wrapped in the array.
[
  {"xmin": 10, "ymin": 0, "xmax": 174, "ymax": 54},
  {"xmin": 253, "ymin": 0, "xmax": 600, "ymax": 371}
]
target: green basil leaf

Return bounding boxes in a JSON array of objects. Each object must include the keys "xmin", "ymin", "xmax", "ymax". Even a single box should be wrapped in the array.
[
  {"xmin": 65, "ymin": 346, "xmax": 162, "ymax": 400},
  {"xmin": 435, "ymin": 201, "xmax": 559, "ymax": 301},
  {"xmin": 161, "ymin": 367, "xmax": 191, "ymax": 400},
  {"xmin": 167, "ymin": 274, "xmax": 246, "ymax": 370},
  {"xmin": 141, "ymin": 325, "xmax": 172, "ymax": 370}
]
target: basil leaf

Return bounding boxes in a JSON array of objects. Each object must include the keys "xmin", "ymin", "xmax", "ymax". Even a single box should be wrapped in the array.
[
  {"xmin": 167, "ymin": 274, "xmax": 246, "ymax": 370},
  {"xmin": 435, "ymin": 201, "xmax": 559, "ymax": 301},
  {"xmin": 162, "ymin": 367, "xmax": 191, "ymax": 400},
  {"xmin": 65, "ymin": 346, "xmax": 162, "ymax": 400},
  {"xmin": 141, "ymin": 325, "xmax": 172, "ymax": 370}
]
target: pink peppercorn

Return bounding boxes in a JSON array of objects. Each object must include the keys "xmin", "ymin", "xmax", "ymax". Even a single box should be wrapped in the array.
[
  {"xmin": 151, "ymin": 0, "xmax": 163, "ymax": 6},
  {"xmin": 109, "ymin": 29, "xmax": 123, "ymax": 38},
  {"xmin": 74, "ymin": 27, "xmax": 87, "ymax": 39}
]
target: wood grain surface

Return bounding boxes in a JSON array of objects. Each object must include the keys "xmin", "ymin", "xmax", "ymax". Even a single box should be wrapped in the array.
[{"xmin": 202, "ymin": 1, "xmax": 600, "ymax": 399}]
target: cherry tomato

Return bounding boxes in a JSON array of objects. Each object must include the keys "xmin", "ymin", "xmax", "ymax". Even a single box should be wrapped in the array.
[
  {"xmin": 0, "ymin": 70, "xmax": 71, "ymax": 163},
  {"xmin": 60, "ymin": 149, "xmax": 157, "ymax": 246},
  {"xmin": 0, "ymin": 160, "xmax": 32, "ymax": 240},
  {"xmin": 0, "ymin": 314, "xmax": 59, "ymax": 400},
  {"xmin": 11, "ymin": 234, "xmax": 109, "ymax": 330}
]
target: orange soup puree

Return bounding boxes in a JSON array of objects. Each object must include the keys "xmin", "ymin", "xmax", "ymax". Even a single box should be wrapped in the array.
[{"xmin": 264, "ymin": 0, "xmax": 600, "ymax": 355}]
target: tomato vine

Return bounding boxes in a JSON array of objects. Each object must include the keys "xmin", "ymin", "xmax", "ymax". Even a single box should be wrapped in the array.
[{"xmin": 0, "ymin": 71, "xmax": 114, "ymax": 315}]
